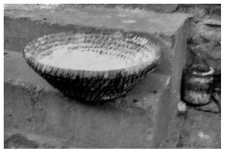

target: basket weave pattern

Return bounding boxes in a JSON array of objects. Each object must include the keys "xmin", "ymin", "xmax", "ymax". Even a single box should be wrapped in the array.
[{"xmin": 24, "ymin": 30, "xmax": 161, "ymax": 102}]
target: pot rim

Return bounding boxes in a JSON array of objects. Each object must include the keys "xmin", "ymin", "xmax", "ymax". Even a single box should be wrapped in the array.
[{"xmin": 189, "ymin": 64, "xmax": 214, "ymax": 77}]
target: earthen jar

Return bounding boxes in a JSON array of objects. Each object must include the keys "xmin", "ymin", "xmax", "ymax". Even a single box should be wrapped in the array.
[{"xmin": 182, "ymin": 64, "xmax": 214, "ymax": 106}]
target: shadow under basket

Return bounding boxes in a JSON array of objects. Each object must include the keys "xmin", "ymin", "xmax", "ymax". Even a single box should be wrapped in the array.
[{"xmin": 23, "ymin": 29, "xmax": 162, "ymax": 102}]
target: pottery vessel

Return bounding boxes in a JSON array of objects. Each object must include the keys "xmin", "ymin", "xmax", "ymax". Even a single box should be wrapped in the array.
[{"xmin": 182, "ymin": 64, "xmax": 214, "ymax": 106}]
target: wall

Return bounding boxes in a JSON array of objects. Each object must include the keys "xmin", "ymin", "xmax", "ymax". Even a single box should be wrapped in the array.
[{"xmin": 100, "ymin": 4, "xmax": 221, "ymax": 74}]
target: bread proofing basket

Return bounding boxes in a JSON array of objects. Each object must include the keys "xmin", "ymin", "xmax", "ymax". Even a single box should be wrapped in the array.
[{"xmin": 23, "ymin": 30, "xmax": 161, "ymax": 102}]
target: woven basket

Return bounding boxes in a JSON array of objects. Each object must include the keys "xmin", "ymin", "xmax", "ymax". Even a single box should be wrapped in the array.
[{"xmin": 24, "ymin": 30, "xmax": 161, "ymax": 102}]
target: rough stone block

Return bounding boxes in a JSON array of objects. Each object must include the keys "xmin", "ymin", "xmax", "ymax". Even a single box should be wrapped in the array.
[
  {"xmin": 5, "ymin": 50, "xmax": 170, "ymax": 148},
  {"xmin": 4, "ymin": 5, "xmax": 191, "ymax": 148},
  {"xmin": 4, "ymin": 3, "xmax": 191, "ymax": 107}
]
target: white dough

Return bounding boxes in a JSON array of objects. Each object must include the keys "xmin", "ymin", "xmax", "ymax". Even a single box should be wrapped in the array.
[{"xmin": 37, "ymin": 45, "xmax": 136, "ymax": 71}]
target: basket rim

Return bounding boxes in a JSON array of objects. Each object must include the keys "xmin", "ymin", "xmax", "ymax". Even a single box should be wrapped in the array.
[{"xmin": 23, "ymin": 30, "xmax": 162, "ymax": 79}]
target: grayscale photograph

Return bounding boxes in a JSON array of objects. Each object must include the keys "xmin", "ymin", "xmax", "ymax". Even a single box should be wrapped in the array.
[{"xmin": 4, "ymin": 3, "xmax": 221, "ymax": 149}]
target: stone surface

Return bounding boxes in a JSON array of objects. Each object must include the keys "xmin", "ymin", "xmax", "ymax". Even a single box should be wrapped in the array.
[
  {"xmin": 107, "ymin": 4, "xmax": 179, "ymax": 13},
  {"xmin": 192, "ymin": 21, "xmax": 221, "ymax": 43},
  {"xmin": 5, "ymin": 50, "xmax": 171, "ymax": 148},
  {"xmin": 4, "ymin": 129, "xmax": 80, "ymax": 148},
  {"xmin": 199, "ymin": 27, "xmax": 221, "ymax": 43},
  {"xmin": 203, "ymin": 18, "xmax": 221, "ymax": 27},
  {"xmin": 4, "ymin": 4, "xmax": 190, "ymax": 52},
  {"xmin": 206, "ymin": 45, "xmax": 221, "ymax": 60},
  {"xmin": 179, "ymin": 5, "xmax": 221, "ymax": 77},
  {"xmin": 187, "ymin": 20, "xmax": 221, "ymax": 73},
  {"xmin": 4, "ymin": 133, "xmax": 39, "ymax": 149},
  {"xmin": 4, "ymin": 4, "xmax": 191, "ymax": 148},
  {"xmin": 179, "ymin": 108, "xmax": 220, "ymax": 148},
  {"xmin": 165, "ymin": 105, "xmax": 221, "ymax": 149},
  {"xmin": 4, "ymin": 3, "xmax": 191, "ymax": 109}
]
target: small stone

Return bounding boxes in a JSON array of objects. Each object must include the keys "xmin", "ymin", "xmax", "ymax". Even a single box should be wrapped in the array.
[
  {"xmin": 206, "ymin": 45, "xmax": 221, "ymax": 60},
  {"xmin": 197, "ymin": 131, "xmax": 210, "ymax": 140},
  {"xmin": 4, "ymin": 134, "xmax": 39, "ymax": 148},
  {"xmin": 178, "ymin": 101, "xmax": 187, "ymax": 112},
  {"xmin": 203, "ymin": 19, "xmax": 221, "ymax": 27},
  {"xmin": 198, "ymin": 22, "xmax": 221, "ymax": 42},
  {"xmin": 200, "ymin": 30, "xmax": 221, "ymax": 42}
]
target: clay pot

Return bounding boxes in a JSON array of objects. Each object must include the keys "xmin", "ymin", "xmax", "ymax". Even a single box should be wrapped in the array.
[{"xmin": 182, "ymin": 64, "xmax": 214, "ymax": 106}]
